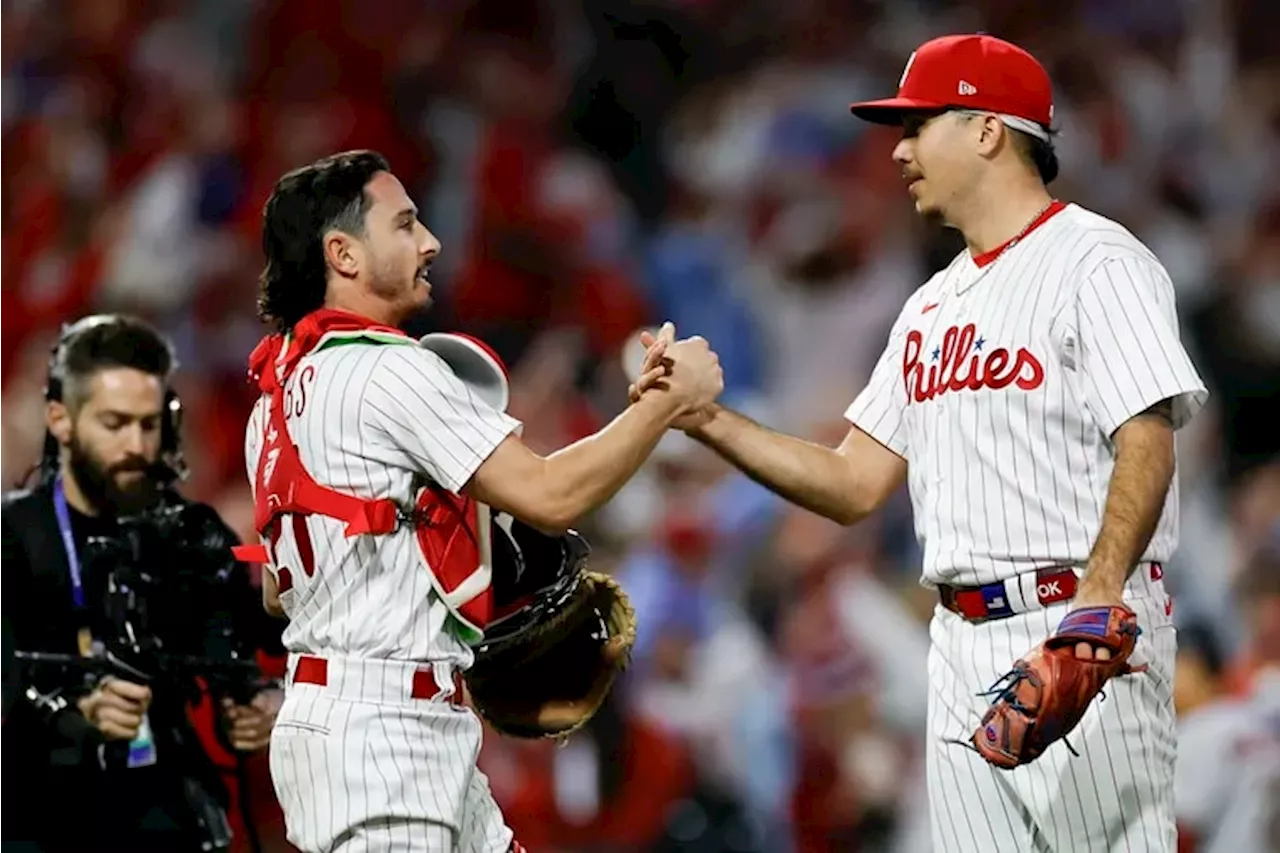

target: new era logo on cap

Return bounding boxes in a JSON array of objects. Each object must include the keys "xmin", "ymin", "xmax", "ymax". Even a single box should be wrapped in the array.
[{"xmin": 850, "ymin": 34, "xmax": 1053, "ymax": 137}]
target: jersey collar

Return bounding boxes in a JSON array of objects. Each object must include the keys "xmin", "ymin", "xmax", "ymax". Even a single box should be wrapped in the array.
[
  {"xmin": 953, "ymin": 200, "xmax": 1067, "ymax": 295},
  {"xmin": 971, "ymin": 200, "xmax": 1067, "ymax": 268},
  {"xmin": 247, "ymin": 309, "xmax": 413, "ymax": 393}
]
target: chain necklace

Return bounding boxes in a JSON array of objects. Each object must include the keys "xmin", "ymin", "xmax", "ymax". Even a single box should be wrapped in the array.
[
  {"xmin": 953, "ymin": 198, "xmax": 1063, "ymax": 297},
  {"xmin": 995, "ymin": 198, "xmax": 1060, "ymax": 257}
]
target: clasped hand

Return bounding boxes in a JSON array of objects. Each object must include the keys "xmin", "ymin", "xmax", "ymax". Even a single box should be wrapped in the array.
[{"xmin": 627, "ymin": 322, "xmax": 723, "ymax": 429}]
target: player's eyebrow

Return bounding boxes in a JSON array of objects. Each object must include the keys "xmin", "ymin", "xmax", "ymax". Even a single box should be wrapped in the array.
[{"xmin": 396, "ymin": 205, "xmax": 418, "ymax": 224}]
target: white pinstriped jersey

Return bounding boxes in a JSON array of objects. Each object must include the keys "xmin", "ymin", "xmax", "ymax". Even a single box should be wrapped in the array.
[
  {"xmin": 244, "ymin": 340, "xmax": 521, "ymax": 664},
  {"xmin": 846, "ymin": 203, "xmax": 1208, "ymax": 587}
]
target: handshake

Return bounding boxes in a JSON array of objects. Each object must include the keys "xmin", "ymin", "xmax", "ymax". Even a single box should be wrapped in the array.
[{"xmin": 626, "ymin": 322, "xmax": 724, "ymax": 432}]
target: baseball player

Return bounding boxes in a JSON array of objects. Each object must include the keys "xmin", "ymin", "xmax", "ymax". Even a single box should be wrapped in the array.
[
  {"xmin": 240, "ymin": 150, "xmax": 722, "ymax": 853},
  {"xmin": 635, "ymin": 34, "xmax": 1207, "ymax": 852}
]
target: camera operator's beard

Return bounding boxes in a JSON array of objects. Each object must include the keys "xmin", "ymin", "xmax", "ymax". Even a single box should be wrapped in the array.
[{"xmin": 68, "ymin": 434, "xmax": 160, "ymax": 516}]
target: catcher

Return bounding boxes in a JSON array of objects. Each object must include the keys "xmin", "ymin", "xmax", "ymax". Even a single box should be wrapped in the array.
[{"xmin": 238, "ymin": 152, "xmax": 723, "ymax": 853}]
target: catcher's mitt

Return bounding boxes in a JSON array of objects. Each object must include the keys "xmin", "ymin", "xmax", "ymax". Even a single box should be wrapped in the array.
[
  {"xmin": 972, "ymin": 605, "xmax": 1146, "ymax": 769},
  {"xmin": 464, "ymin": 518, "xmax": 636, "ymax": 740}
]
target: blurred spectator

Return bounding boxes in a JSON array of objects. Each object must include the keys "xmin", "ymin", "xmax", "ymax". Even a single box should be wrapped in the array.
[
  {"xmin": 1175, "ymin": 549, "xmax": 1280, "ymax": 853},
  {"xmin": 479, "ymin": 690, "xmax": 698, "ymax": 852}
]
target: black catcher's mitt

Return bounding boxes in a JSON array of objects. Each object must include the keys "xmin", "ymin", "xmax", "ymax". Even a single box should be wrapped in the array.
[{"xmin": 464, "ymin": 516, "xmax": 636, "ymax": 739}]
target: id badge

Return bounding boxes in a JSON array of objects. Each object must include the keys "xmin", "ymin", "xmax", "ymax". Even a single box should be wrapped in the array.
[{"xmin": 127, "ymin": 713, "xmax": 158, "ymax": 768}]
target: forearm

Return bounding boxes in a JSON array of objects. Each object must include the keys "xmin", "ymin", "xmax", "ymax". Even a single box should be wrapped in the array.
[
  {"xmin": 537, "ymin": 392, "xmax": 684, "ymax": 528},
  {"xmin": 261, "ymin": 569, "xmax": 284, "ymax": 618},
  {"xmin": 689, "ymin": 406, "xmax": 868, "ymax": 525},
  {"xmin": 1082, "ymin": 408, "xmax": 1176, "ymax": 595}
]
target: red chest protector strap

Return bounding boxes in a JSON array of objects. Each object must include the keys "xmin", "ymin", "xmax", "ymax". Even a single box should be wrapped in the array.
[
  {"xmin": 230, "ymin": 327, "xmax": 403, "ymax": 563},
  {"xmin": 231, "ymin": 380, "xmax": 401, "ymax": 564}
]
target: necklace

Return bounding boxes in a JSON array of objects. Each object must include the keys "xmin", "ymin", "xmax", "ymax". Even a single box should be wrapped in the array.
[
  {"xmin": 1006, "ymin": 199, "xmax": 1057, "ymax": 251},
  {"xmin": 972, "ymin": 198, "xmax": 1062, "ymax": 268}
]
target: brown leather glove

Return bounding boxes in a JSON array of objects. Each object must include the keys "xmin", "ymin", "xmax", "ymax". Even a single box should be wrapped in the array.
[{"xmin": 972, "ymin": 605, "xmax": 1146, "ymax": 769}]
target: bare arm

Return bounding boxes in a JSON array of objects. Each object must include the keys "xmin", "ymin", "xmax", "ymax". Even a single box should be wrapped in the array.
[
  {"xmin": 466, "ymin": 390, "xmax": 687, "ymax": 532},
  {"xmin": 686, "ymin": 404, "xmax": 907, "ymax": 526},
  {"xmin": 467, "ymin": 333, "xmax": 721, "ymax": 531},
  {"xmin": 1075, "ymin": 399, "xmax": 1176, "ymax": 605},
  {"xmin": 261, "ymin": 569, "xmax": 284, "ymax": 618}
]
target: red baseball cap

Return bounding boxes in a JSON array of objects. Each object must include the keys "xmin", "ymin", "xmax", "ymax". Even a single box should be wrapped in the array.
[{"xmin": 850, "ymin": 34, "xmax": 1053, "ymax": 140}]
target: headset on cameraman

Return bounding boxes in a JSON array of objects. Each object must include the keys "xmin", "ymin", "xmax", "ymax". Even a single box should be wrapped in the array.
[{"xmin": 35, "ymin": 314, "xmax": 189, "ymax": 488}]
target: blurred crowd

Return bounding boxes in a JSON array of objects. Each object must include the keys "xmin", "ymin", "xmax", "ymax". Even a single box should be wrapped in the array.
[{"xmin": 4, "ymin": 0, "xmax": 1279, "ymax": 851}]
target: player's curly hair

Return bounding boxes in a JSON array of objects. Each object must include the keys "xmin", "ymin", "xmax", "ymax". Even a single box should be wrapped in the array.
[{"xmin": 257, "ymin": 150, "xmax": 391, "ymax": 334}]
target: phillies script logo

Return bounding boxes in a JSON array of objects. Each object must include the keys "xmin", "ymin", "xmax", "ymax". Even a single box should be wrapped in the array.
[{"xmin": 903, "ymin": 324, "xmax": 1044, "ymax": 403}]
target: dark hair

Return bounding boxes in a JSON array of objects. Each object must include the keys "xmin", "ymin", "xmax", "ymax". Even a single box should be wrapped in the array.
[
  {"xmin": 50, "ymin": 315, "xmax": 175, "ymax": 411},
  {"xmin": 954, "ymin": 110, "xmax": 1060, "ymax": 184},
  {"xmin": 1009, "ymin": 127, "xmax": 1060, "ymax": 185},
  {"xmin": 257, "ymin": 150, "xmax": 391, "ymax": 334}
]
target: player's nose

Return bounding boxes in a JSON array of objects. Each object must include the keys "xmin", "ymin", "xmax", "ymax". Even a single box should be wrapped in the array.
[
  {"xmin": 892, "ymin": 137, "xmax": 914, "ymax": 167},
  {"xmin": 416, "ymin": 221, "xmax": 441, "ymax": 259}
]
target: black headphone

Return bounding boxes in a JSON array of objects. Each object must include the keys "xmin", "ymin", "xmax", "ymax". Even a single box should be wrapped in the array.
[{"xmin": 40, "ymin": 314, "xmax": 188, "ymax": 485}]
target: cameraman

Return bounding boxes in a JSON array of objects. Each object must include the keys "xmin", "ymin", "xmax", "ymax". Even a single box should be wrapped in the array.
[{"xmin": 1, "ymin": 315, "xmax": 286, "ymax": 852}]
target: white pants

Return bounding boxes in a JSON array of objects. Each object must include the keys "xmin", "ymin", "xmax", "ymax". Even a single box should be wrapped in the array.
[
  {"xmin": 268, "ymin": 655, "xmax": 514, "ymax": 853},
  {"xmin": 926, "ymin": 567, "xmax": 1178, "ymax": 853}
]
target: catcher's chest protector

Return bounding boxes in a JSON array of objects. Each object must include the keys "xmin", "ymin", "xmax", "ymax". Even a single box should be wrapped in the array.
[{"xmin": 232, "ymin": 316, "xmax": 497, "ymax": 640}]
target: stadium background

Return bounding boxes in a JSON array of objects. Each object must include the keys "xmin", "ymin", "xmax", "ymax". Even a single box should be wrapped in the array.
[{"xmin": 3, "ymin": 0, "xmax": 1278, "ymax": 850}]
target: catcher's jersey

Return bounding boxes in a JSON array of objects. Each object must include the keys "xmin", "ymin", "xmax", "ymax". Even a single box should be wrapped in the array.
[
  {"xmin": 846, "ymin": 202, "xmax": 1207, "ymax": 587},
  {"xmin": 243, "ymin": 341, "xmax": 521, "ymax": 664}
]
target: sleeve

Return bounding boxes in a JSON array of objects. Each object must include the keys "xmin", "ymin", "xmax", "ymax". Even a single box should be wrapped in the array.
[
  {"xmin": 361, "ymin": 346, "xmax": 523, "ymax": 493},
  {"xmin": 243, "ymin": 396, "xmax": 267, "ymax": 502},
  {"xmin": 1075, "ymin": 256, "xmax": 1208, "ymax": 437},
  {"xmin": 843, "ymin": 304, "xmax": 913, "ymax": 459}
]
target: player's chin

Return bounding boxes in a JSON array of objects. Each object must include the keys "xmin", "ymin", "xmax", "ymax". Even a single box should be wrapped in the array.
[
  {"xmin": 411, "ymin": 275, "xmax": 433, "ymax": 303},
  {"xmin": 912, "ymin": 194, "xmax": 944, "ymax": 223},
  {"xmin": 908, "ymin": 184, "xmax": 933, "ymax": 214}
]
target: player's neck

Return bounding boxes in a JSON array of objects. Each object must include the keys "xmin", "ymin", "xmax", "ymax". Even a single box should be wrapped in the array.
[
  {"xmin": 954, "ymin": 181, "xmax": 1055, "ymax": 259},
  {"xmin": 323, "ymin": 291, "xmax": 401, "ymax": 329}
]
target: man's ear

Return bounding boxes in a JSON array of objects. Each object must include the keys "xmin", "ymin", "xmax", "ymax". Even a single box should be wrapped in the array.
[
  {"xmin": 323, "ymin": 230, "xmax": 362, "ymax": 280},
  {"xmin": 46, "ymin": 400, "xmax": 72, "ymax": 446},
  {"xmin": 975, "ymin": 114, "xmax": 1007, "ymax": 158}
]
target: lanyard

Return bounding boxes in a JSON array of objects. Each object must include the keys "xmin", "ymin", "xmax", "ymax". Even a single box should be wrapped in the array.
[{"xmin": 52, "ymin": 478, "xmax": 86, "ymax": 610}]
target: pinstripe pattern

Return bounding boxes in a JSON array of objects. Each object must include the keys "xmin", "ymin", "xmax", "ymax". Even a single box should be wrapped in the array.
[
  {"xmin": 246, "ymin": 341, "xmax": 523, "ymax": 851},
  {"xmin": 844, "ymin": 204, "xmax": 1207, "ymax": 587},
  {"xmin": 268, "ymin": 671, "xmax": 514, "ymax": 852},
  {"xmin": 244, "ymin": 343, "xmax": 520, "ymax": 661},
  {"xmin": 926, "ymin": 572, "xmax": 1178, "ymax": 851},
  {"xmin": 845, "ymin": 203, "xmax": 1200, "ymax": 852}
]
